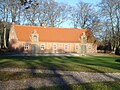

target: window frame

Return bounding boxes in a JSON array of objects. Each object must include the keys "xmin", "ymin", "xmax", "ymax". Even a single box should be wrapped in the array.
[
  {"xmin": 75, "ymin": 45, "xmax": 79, "ymax": 50},
  {"xmin": 64, "ymin": 44, "xmax": 68, "ymax": 50},
  {"xmin": 33, "ymin": 35, "xmax": 37, "ymax": 42},
  {"xmin": 40, "ymin": 44, "xmax": 45, "ymax": 50},
  {"xmin": 24, "ymin": 44, "xmax": 29, "ymax": 50},
  {"xmin": 53, "ymin": 44, "xmax": 57, "ymax": 50}
]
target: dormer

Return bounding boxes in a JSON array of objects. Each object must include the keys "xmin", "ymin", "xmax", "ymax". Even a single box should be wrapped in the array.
[
  {"xmin": 30, "ymin": 30, "xmax": 39, "ymax": 42},
  {"xmin": 81, "ymin": 32, "xmax": 87, "ymax": 44}
]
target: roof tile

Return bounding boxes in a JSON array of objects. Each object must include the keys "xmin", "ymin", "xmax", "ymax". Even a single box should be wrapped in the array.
[{"xmin": 14, "ymin": 25, "xmax": 89, "ymax": 43}]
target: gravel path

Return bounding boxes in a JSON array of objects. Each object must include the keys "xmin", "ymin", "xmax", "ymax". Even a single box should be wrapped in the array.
[
  {"xmin": 0, "ymin": 68, "xmax": 120, "ymax": 90},
  {"xmin": 0, "ymin": 53, "xmax": 80, "ymax": 56},
  {"xmin": 0, "ymin": 53, "xmax": 116, "ymax": 56}
]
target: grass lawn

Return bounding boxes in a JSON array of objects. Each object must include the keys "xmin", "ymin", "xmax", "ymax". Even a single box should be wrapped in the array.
[
  {"xmin": 0, "ymin": 56, "xmax": 120, "ymax": 90},
  {"xmin": 0, "ymin": 56, "xmax": 120, "ymax": 73},
  {"xmin": 35, "ymin": 81, "xmax": 120, "ymax": 90},
  {"xmin": 0, "ymin": 71, "xmax": 62, "ymax": 81}
]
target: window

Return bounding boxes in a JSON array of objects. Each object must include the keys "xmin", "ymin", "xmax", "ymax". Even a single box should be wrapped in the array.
[
  {"xmin": 65, "ymin": 45, "xmax": 68, "ymax": 50},
  {"xmin": 33, "ymin": 35, "xmax": 37, "ymax": 42},
  {"xmin": 88, "ymin": 45, "xmax": 92, "ymax": 49},
  {"xmin": 76, "ymin": 45, "xmax": 79, "ymax": 50},
  {"xmin": 53, "ymin": 44, "xmax": 57, "ymax": 50},
  {"xmin": 40, "ymin": 44, "xmax": 45, "ymax": 50},
  {"xmin": 24, "ymin": 44, "xmax": 29, "ymax": 50}
]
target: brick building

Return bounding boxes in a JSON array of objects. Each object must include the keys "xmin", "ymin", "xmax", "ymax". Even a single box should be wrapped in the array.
[{"xmin": 9, "ymin": 23, "xmax": 97, "ymax": 54}]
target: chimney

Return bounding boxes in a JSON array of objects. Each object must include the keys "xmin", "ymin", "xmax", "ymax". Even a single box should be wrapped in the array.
[
  {"xmin": 44, "ymin": 22, "xmax": 46, "ymax": 28},
  {"xmin": 12, "ymin": 22, "xmax": 15, "ymax": 25},
  {"xmin": 40, "ymin": 22, "xmax": 42, "ymax": 26}
]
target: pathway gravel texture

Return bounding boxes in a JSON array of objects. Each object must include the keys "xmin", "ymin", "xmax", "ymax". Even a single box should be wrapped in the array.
[
  {"xmin": 0, "ymin": 68, "xmax": 120, "ymax": 90},
  {"xmin": 0, "ymin": 53, "xmax": 115, "ymax": 56}
]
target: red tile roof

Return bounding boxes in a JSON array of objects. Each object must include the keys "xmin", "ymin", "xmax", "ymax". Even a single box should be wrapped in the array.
[{"xmin": 14, "ymin": 25, "xmax": 92, "ymax": 43}]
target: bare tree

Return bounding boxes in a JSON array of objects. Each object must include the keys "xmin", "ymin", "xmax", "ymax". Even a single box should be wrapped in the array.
[
  {"xmin": 37, "ymin": 0, "xmax": 69, "ymax": 27},
  {"xmin": 23, "ymin": 0, "xmax": 39, "ymax": 25},
  {"xmin": 0, "ymin": 0, "xmax": 21, "ymax": 48},
  {"xmin": 0, "ymin": 0, "xmax": 9, "ymax": 48},
  {"xmin": 8, "ymin": 0, "xmax": 22, "ymax": 23},
  {"xmin": 99, "ymin": 0, "xmax": 120, "ymax": 51},
  {"xmin": 70, "ymin": 1, "xmax": 94, "ymax": 28},
  {"xmin": 0, "ymin": 22, "xmax": 2, "ymax": 49}
]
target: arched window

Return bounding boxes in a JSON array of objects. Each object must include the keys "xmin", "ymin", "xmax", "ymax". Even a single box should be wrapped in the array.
[{"xmin": 33, "ymin": 35, "xmax": 37, "ymax": 42}]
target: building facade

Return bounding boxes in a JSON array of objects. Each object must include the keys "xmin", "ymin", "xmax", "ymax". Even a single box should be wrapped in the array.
[{"xmin": 9, "ymin": 23, "xmax": 97, "ymax": 54}]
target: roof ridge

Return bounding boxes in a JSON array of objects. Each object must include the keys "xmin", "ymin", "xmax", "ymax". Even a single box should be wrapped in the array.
[
  {"xmin": 14, "ymin": 24, "xmax": 88, "ymax": 30},
  {"xmin": 15, "ymin": 24, "xmax": 42, "ymax": 27}
]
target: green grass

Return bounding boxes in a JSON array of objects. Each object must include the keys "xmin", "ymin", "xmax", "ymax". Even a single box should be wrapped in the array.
[
  {"xmin": 0, "ymin": 56, "xmax": 120, "ymax": 72},
  {"xmin": 26, "ymin": 81, "xmax": 120, "ymax": 90},
  {"xmin": 0, "ymin": 56, "xmax": 119, "ymax": 90},
  {"xmin": 0, "ymin": 71, "xmax": 62, "ymax": 81}
]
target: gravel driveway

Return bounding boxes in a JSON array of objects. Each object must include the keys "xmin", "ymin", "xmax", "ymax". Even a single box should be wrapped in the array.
[{"xmin": 0, "ymin": 68, "xmax": 120, "ymax": 90}]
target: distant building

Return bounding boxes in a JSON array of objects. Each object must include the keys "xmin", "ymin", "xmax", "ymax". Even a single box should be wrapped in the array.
[{"xmin": 9, "ymin": 22, "xmax": 97, "ymax": 54}]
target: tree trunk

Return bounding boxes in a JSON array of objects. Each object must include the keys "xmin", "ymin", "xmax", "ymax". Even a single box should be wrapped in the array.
[
  {"xmin": 0, "ymin": 34, "xmax": 1, "ymax": 49},
  {"xmin": 3, "ymin": 24, "xmax": 7, "ymax": 48}
]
